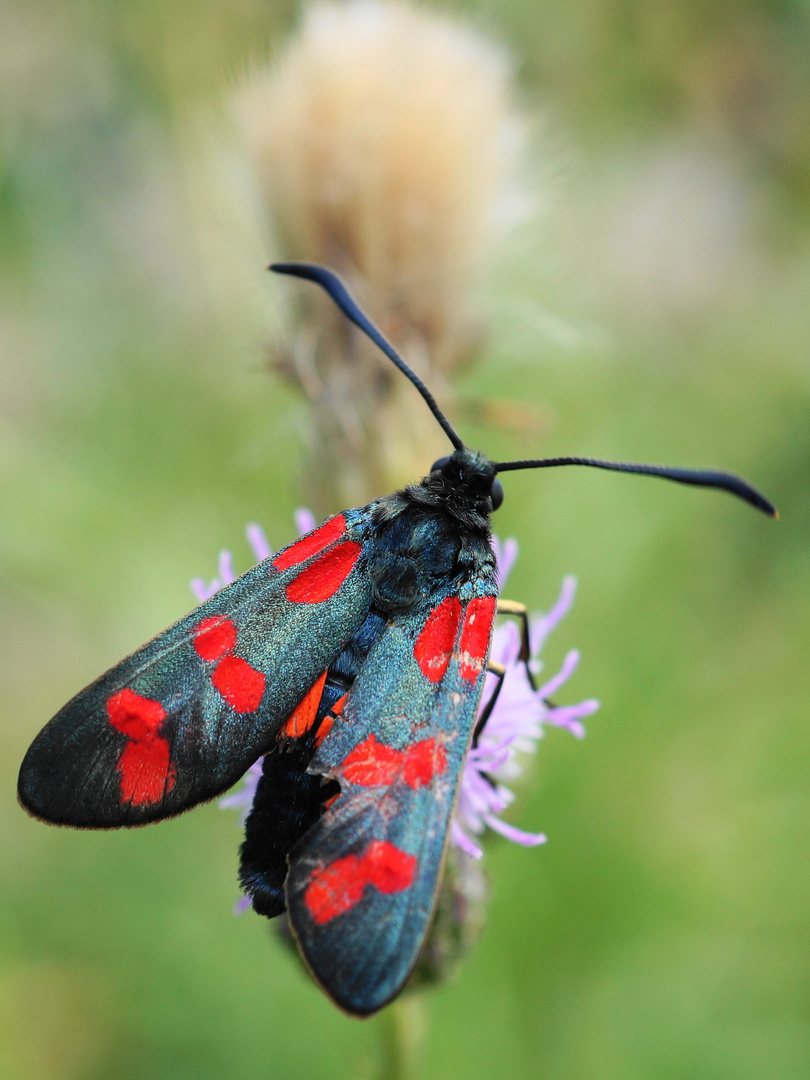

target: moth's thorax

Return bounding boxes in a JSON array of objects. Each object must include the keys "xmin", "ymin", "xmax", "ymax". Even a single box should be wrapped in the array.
[{"xmin": 363, "ymin": 450, "xmax": 497, "ymax": 619}]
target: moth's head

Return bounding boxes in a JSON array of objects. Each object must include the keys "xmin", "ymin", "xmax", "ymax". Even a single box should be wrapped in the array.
[{"xmin": 430, "ymin": 448, "xmax": 503, "ymax": 513}]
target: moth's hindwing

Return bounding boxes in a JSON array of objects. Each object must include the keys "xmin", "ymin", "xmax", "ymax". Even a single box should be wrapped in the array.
[
  {"xmin": 18, "ymin": 513, "xmax": 373, "ymax": 827},
  {"xmin": 285, "ymin": 585, "xmax": 498, "ymax": 1016}
]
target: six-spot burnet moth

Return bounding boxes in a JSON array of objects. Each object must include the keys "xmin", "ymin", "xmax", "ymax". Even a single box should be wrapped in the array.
[{"xmin": 18, "ymin": 263, "xmax": 777, "ymax": 1017}]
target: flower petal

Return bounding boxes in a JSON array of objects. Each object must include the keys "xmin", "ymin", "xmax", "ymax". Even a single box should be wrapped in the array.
[
  {"xmin": 531, "ymin": 574, "xmax": 577, "ymax": 654},
  {"xmin": 451, "ymin": 821, "xmax": 484, "ymax": 860},
  {"xmin": 218, "ymin": 550, "xmax": 235, "ymax": 586},
  {"xmin": 538, "ymin": 648, "xmax": 580, "ymax": 699},
  {"xmin": 295, "ymin": 508, "xmax": 318, "ymax": 536},
  {"xmin": 246, "ymin": 523, "xmax": 272, "ymax": 561},
  {"xmin": 483, "ymin": 813, "xmax": 547, "ymax": 847}
]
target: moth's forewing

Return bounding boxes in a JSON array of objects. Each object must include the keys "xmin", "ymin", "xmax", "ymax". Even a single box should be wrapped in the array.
[
  {"xmin": 286, "ymin": 585, "xmax": 497, "ymax": 1016},
  {"xmin": 18, "ymin": 513, "xmax": 372, "ymax": 827}
]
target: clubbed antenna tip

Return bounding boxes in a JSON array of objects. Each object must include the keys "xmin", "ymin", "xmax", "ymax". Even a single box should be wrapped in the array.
[
  {"xmin": 270, "ymin": 262, "xmax": 464, "ymax": 451},
  {"xmin": 493, "ymin": 456, "xmax": 778, "ymax": 518}
]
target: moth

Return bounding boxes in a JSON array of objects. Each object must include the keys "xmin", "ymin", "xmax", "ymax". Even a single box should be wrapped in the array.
[{"xmin": 18, "ymin": 264, "xmax": 776, "ymax": 1016}]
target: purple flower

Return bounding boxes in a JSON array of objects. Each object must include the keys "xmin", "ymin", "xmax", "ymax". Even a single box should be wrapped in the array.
[
  {"xmin": 452, "ymin": 567, "xmax": 599, "ymax": 860},
  {"xmin": 199, "ymin": 516, "xmax": 598, "ymax": 866},
  {"xmin": 190, "ymin": 523, "xmax": 273, "ymax": 603}
]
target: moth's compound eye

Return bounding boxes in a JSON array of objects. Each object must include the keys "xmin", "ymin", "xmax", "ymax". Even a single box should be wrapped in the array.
[
  {"xmin": 490, "ymin": 477, "xmax": 504, "ymax": 511},
  {"xmin": 430, "ymin": 456, "xmax": 451, "ymax": 474}
]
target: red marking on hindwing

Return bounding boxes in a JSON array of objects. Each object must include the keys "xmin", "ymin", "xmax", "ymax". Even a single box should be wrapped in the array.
[
  {"xmin": 459, "ymin": 596, "xmax": 497, "ymax": 681},
  {"xmin": 211, "ymin": 656, "xmax": 266, "ymax": 713},
  {"xmin": 193, "ymin": 616, "xmax": 237, "ymax": 661},
  {"xmin": 330, "ymin": 694, "xmax": 348, "ymax": 716},
  {"xmin": 285, "ymin": 540, "xmax": 362, "ymax": 605},
  {"xmin": 314, "ymin": 714, "xmax": 334, "ymax": 748},
  {"xmin": 272, "ymin": 514, "xmax": 346, "ymax": 572},
  {"xmin": 106, "ymin": 688, "xmax": 176, "ymax": 806},
  {"xmin": 314, "ymin": 691, "xmax": 347, "ymax": 747},
  {"xmin": 413, "ymin": 597, "xmax": 462, "ymax": 682},
  {"xmin": 303, "ymin": 841, "xmax": 417, "ymax": 925},
  {"xmin": 281, "ymin": 671, "xmax": 328, "ymax": 739}
]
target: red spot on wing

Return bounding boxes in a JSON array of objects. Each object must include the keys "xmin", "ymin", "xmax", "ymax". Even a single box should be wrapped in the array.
[
  {"xmin": 303, "ymin": 842, "xmax": 417, "ymax": 925},
  {"xmin": 342, "ymin": 735, "xmax": 403, "ymax": 786},
  {"xmin": 363, "ymin": 841, "xmax": 417, "ymax": 894},
  {"xmin": 117, "ymin": 740, "xmax": 176, "ymax": 806},
  {"xmin": 304, "ymin": 854, "xmax": 366, "ymax": 924},
  {"xmin": 285, "ymin": 540, "xmax": 362, "ymax": 605},
  {"xmin": 402, "ymin": 738, "xmax": 447, "ymax": 789},
  {"xmin": 272, "ymin": 515, "xmax": 346, "ymax": 572},
  {"xmin": 107, "ymin": 688, "xmax": 166, "ymax": 740},
  {"xmin": 211, "ymin": 656, "xmax": 266, "ymax": 713},
  {"xmin": 459, "ymin": 596, "xmax": 497, "ymax": 682},
  {"xmin": 341, "ymin": 735, "xmax": 446, "ymax": 789},
  {"xmin": 281, "ymin": 671, "xmax": 328, "ymax": 738},
  {"xmin": 413, "ymin": 597, "xmax": 462, "ymax": 682},
  {"xmin": 106, "ymin": 688, "xmax": 176, "ymax": 806},
  {"xmin": 194, "ymin": 616, "xmax": 237, "ymax": 661}
]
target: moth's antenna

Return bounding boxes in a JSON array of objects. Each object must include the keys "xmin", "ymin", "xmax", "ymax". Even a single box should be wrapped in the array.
[
  {"xmin": 494, "ymin": 456, "xmax": 777, "ymax": 517},
  {"xmin": 270, "ymin": 262, "xmax": 465, "ymax": 451}
]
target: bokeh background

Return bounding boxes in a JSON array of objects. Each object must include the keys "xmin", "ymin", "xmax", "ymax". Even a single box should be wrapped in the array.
[{"xmin": 2, "ymin": 1, "xmax": 808, "ymax": 1078}]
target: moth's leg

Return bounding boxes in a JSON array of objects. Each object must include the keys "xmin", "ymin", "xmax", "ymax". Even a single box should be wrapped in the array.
[
  {"xmin": 475, "ymin": 600, "xmax": 540, "ymax": 744},
  {"xmin": 496, "ymin": 599, "xmax": 537, "ymax": 691},
  {"xmin": 473, "ymin": 661, "xmax": 506, "ymax": 745}
]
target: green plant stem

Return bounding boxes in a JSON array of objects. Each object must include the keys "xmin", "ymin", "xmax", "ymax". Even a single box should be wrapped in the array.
[{"xmin": 378, "ymin": 996, "xmax": 428, "ymax": 1080}]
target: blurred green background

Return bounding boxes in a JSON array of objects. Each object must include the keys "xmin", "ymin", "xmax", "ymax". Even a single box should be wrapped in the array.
[{"xmin": 1, "ymin": 1, "xmax": 808, "ymax": 1078}]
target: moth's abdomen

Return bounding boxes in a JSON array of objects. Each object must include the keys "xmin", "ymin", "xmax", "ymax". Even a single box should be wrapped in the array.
[{"xmin": 238, "ymin": 613, "xmax": 386, "ymax": 918}]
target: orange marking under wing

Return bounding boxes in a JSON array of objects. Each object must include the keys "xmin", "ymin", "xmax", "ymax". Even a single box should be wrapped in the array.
[
  {"xmin": 331, "ymin": 694, "xmax": 348, "ymax": 716},
  {"xmin": 281, "ymin": 671, "xmax": 328, "ymax": 739},
  {"xmin": 313, "ymin": 691, "xmax": 346, "ymax": 747},
  {"xmin": 314, "ymin": 714, "xmax": 334, "ymax": 748}
]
